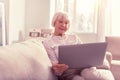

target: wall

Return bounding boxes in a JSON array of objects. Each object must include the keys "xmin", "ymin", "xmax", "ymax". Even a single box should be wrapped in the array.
[
  {"xmin": 0, "ymin": 22, "xmax": 1, "ymax": 45},
  {"xmin": 0, "ymin": 1, "xmax": 3, "ymax": 45},
  {"xmin": 25, "ymin": 0, "xmax": 50, "ymax": 37},
  {"xmin": 0, "ymin": 0, "xmax": 6, "ymax": 45},
  {"xmin": 9, "ymin": 0, "xmax": 25, "ymax": 44},
  {"xmin": 0, "ymin": 0, "xmax": 4, "ymax": 2},
  {"xmin": 4, "ymin": 0, "xmax": 9, "ymax": 44},
  {"xmin": 4, "ymin": 0, "xmax": 25, "ymax": 44},
  {"xmin": 4, "ymin": 0, "xmax": 51, "ymax": 44}
]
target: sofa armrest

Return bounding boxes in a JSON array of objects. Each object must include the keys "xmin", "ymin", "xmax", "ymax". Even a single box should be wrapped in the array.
[
  {"xmin": 106, "ymin": 51, "xmax": 112, "ymax": 65},
  {"xmin": 97, "ymin": 51, "xmax": 112, "ymax": 69}
]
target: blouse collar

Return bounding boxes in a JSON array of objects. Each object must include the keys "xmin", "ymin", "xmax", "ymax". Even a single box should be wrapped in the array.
[{"xmin": 51, "ymin": 34, "xmax": 67, "ymax": 40}]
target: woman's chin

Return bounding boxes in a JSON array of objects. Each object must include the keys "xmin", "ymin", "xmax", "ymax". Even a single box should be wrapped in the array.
[
  {"xmin": 60, "ymin": 30, "xmax": 66, "ymax": 33},
  {"xmin": 60, "ymin": 32, "xmax": 65, "ymax": 35}
]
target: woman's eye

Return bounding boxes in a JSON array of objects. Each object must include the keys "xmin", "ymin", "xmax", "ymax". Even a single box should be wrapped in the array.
[
  {"xmin": 58, "ymin": 20, "xmax": 69, "ymax": 24},
  {"xmin": 65, "ymin": 22, "xmax": 68, "ymax": 24}
]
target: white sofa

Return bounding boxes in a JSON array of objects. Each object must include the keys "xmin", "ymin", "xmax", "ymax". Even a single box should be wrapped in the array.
[
  {"xmin": 106, "ymin": 36, "xmax": 120, "ymax": 80},
  {"xmin": 0, "ymin": 38, "xmax": 114, "ymax": 80},
  {"xmin": 0, "ymin": 38, "xmax": 57, "ymax": 80}
]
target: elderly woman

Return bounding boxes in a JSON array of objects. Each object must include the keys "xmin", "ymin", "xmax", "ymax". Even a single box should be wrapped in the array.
[{"xmin": 43, "ymin": 12, "xmax": 115, "ymax": 80}]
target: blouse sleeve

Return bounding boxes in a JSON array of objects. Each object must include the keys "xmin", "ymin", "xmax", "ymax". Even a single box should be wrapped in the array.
[{"xmin": 42, "ymin": 41, "xmax": 58, "ymax": 65}]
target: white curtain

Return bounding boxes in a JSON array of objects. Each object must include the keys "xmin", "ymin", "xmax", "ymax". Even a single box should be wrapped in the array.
[
  {"xmin": 97, "ymin": 0, "xmax": 110, "ymax": 41},
  {"xmin": 105, "ymin": 0, "xmax": 120, "ymax": 36},
  {"xmin": 54, "ymin": 0, "xmax": 113, "ymax": 41}
]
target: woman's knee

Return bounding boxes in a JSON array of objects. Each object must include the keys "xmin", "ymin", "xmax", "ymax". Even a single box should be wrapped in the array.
[{"xmin": 81, "ymin": 67, "xmax": 115, "ymax": 80}]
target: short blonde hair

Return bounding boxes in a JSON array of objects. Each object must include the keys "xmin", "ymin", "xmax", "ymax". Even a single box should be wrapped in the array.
[{"xmin": 51, "ymin": 12, "xmax": 70, "ymax": 27}]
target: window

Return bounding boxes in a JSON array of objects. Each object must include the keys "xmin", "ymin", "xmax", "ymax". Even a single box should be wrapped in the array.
[
  {"xmin": 110, "ymin": 0, "xmax": 120, "ymax": 35},
  {"xmin": 55, "ymin": 0, "xmax": 98, "ymax": 33},
  {"xmin": 105, "ymin": 0, "xmax": 120, "ymax": 36}
]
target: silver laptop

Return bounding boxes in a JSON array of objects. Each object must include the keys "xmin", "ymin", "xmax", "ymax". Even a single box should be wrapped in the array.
[{"xmin": 58, "ymin": 42, "xmax": 107, "ymax": 69}]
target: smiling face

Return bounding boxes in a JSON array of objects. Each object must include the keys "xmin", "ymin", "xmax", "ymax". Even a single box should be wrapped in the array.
[{"xmin": 53, "ymin": 13, "xmax": 70, "ymax": 36}]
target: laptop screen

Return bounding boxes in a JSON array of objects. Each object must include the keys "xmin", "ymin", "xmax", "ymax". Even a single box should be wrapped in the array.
[{"xmin": 58, "ymin": 42, "xmax": 107, "ymax": 68}]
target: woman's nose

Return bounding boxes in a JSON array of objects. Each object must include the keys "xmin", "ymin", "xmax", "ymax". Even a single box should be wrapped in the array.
[{"xmin": 62, "ymin": 23, "xmax": 66, "ymax": 27}]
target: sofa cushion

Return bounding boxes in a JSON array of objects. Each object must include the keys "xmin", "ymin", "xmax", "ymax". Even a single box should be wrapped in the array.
[
  {"xmin": 81, "ymin": 67, "xmax": 115, "ymax": 80},
  {"xmin": 0, "ymin": 39, "xmax": 57, "ymax": 80}
]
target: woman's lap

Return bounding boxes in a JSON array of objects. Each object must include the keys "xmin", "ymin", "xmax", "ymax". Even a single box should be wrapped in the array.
[
  {"xmin": 58, "ymin": 67, "xmax": 115, "ymax": 80},
  {"xmin": 81, "ymin": 67, "xmax": 115, "ymax": 80},
  {"xmin": 58, "ymin": 68, "xmax": 82, "ymax": 80}
]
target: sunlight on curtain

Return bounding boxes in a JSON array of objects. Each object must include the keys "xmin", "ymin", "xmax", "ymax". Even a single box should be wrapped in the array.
[
  {"xmin": 96, "ymin": 0, "xmax": 108, "ymax": 41},
  {"xmin": 106, "ymin": 0, "xmax": 120, "ymax": 36},
  {"xmin": 111, "ymin": 0, "xmax": 120, "ymax": 36},
  {"xmin": 55, "ymin": 0, "xmax": 98, "ymax": 33}
]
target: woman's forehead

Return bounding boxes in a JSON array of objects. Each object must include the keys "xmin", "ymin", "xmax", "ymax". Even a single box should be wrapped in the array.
[{"xmin": 57, "ymin": 15, "xmax": 69, "ymax": 21}]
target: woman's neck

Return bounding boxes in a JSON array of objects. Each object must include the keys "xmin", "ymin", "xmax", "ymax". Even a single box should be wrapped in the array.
[{"xmin": 54, "ymin": 32, "xmax": 65, "ymax": 37}]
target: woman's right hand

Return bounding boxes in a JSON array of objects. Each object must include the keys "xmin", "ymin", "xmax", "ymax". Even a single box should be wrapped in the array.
[{"xmin": 52, "ymin": 63, "xmax": 69, "ymax": 75}]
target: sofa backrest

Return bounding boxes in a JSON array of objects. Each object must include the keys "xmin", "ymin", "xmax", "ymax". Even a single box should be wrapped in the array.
[
  {"xmin": 106, "ymin": 36, "xmax": 120, "ymax": 60},
  {"xmin": 0, "ymin": 38, "xmax": 57, "ymax": 80}
]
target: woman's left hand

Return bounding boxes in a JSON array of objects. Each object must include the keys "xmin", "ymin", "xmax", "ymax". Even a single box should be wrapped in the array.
[{"xmin": 52, "ymin": 63, "xmax": 69, "ymax": 75}]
